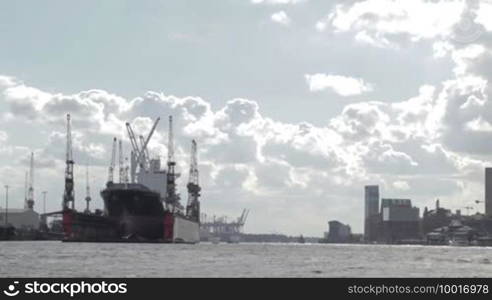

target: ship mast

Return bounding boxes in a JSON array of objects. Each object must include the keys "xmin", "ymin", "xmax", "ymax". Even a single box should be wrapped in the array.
[
  {"xmin": 166, "ymin": 115, "xmax": 180, "ymax": 208},
  {"xmin": 186, "ymin": 140, "xmax": 200, "ymax": 221},
  {"xmin": 63, "ymin": 114, "xmax": 75, "ymax": 210}
]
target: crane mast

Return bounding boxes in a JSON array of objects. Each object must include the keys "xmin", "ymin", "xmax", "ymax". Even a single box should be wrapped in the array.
[
  {"xmin": 165, "ymin": 115, "xmax": 180, "ymax": 208},
  {"xmin": 118, "ymin": 140, "xmax": 124, "ymax": 183},
  {"xmin": 24, "ymin": 171, "xmax": 28, "ymax": 209},
  {"xmin": 186, "ymin": 140, "xmax": 200, "ymax": 221},
  {"xmin": 63, "ymin": 114, "xmax": 75, "ymax": 210},
  {"xmin": 85, "ymin": 164, "xmax": 91, "ymax": 213},
  {"xmin": 108, "ymin": 137, "xmax": 117, "ymax": 184}
]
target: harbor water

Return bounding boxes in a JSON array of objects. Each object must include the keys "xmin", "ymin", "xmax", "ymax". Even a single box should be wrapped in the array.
[{"xmin": 1, "ymin": 241, "xmax": 492, "ymax": 277}]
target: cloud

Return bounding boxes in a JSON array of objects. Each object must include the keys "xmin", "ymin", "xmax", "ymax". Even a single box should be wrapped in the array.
[
  {"xmin": 0, "ymin": 131, "xmax": 7, "ymax": 143},
  {"xmin": 0, "ymin": 75, "xmax": 16, "ymax": 88},
  {"xmin": 305, "ymin": 73, "xmax": 373, "ymax": 96},
  {"xmin": 317, "ymin": 0, "xmax": 466, "ymax": 48},
  {"xmin": 271, "ymin": 11, "xmax": 291, "ymax": 26},
  {"xmin": 393, "ymin": 180, "xmax": 410, "ymax": 191}
]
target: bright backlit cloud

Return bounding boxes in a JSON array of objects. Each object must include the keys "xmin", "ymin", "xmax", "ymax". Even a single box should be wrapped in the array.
[
  {"xmin": 271, "ymin": 11, "xmax": 291, "ymax": 26},
  {"xmin": 305, "ymin": 73, "xmax": 373, "ymax": 96}
]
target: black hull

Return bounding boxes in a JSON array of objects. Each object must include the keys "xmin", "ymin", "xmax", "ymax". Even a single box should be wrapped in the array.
[
  {"xmin": 0, "ymin": 226, "xmax": 15, "ymax": 241},
  {"xmin": 62, "ymin": 183, "xmax": 200, "ymax": 243},
  {"xmin": 101, "ymin": 183, "xmax": 164, "ymax": 240}
]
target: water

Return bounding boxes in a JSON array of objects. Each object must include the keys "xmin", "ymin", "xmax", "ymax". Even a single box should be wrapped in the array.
[{"xmin": 1, "ymin": 241, "xmax": 492, "ymax": 277}]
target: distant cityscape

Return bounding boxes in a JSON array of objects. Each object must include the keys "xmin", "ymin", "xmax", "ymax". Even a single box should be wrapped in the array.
[{"xmin": 321, "ymin": 167, "xmax": 492, "ymax": 246}]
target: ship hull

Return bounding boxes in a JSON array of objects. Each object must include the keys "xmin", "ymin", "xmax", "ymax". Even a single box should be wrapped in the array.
[{"xmin": 62, "ymin": 183, "xmax": 199, "ymax": 243}]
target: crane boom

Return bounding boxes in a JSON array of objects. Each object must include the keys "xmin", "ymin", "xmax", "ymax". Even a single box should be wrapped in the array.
[
  {"xmin": 139, "ymin": 135, "xmax": 150, "ymax": 167},
  {"xmin": 126, "ymin": 123, "xmax": 140, "ymax": 155},
  {"xmin": 126, "ymin": 118, "xmax": 160, "ymax": 182},
  {"xmin": 136, "ymin": 117, "xmax": 160, "ymax": 168}
]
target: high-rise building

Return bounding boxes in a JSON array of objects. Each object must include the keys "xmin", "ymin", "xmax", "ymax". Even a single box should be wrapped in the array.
[
  {"xmin": 364, "ymin": 185, "xmax": 379, "ymax": 241},
  {"xmin": 485, "ymin": 168, "xmax": 492, "ymax": 216}
]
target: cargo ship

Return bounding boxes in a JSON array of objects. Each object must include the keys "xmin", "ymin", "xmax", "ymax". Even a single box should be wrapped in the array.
[{"xmin": 61, "ymin": 114, "xmax": 201, "ymax": 243}]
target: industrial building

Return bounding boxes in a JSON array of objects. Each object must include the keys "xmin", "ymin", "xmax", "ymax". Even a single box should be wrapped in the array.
[
  {"xmin": 0, "ymin": 208, "xmax": 40, "ymax": 229},
  {"xmin": 364, "ymin": 185, "xmax": 380, "ymax": 242},
  {"xmin": 324, "ymin": 220, "xmax": 352, "ymax": 243},
  {"xmin": 380, "ymin": 198, "xmax": 420, "ymax": 242},
  {"xmin": 485, "ymin": 168, "xmax": 492, "ymax": 216}
]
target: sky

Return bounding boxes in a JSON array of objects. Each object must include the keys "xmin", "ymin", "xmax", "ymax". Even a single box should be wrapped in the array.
[{"xmin": 1, "ymin": 0, "xmax": 492, "ymax": 236}]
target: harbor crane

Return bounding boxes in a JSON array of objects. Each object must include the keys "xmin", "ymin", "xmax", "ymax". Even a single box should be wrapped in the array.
[
  {"xmin": 63, "ymin": 114, "xmax": 75, "ymax": 210},
  {"xmin": 26, "ymin": 152, "xmax": 35, "ymax": 210},
  {"xmin": 24, "ymin": 171, "xmax": 28, "ymax": 209},
  {"xmin": 85, "ymin": 164, "xmax": 91, "ymax": 213},
  {"xmin": 125, "ymin": 118, "xmax": 160, "ymax": 182},
  {"xmin": 139, "ymin": 135, "xmax": 150, "ymax": 169},
  {"xmin": 166, "ymin": 116, "xmax": 180, "ymax": 208},
  {"xmin": 118, "ymin": 140, "xmax": 124, "ymax": 183},
  {"xmin": 186, "ymin": 139, "xmax": 200, "ymax": 221},
  {"xmin": 201, "ymin": 209, "xmax": 250, "ymax": 236},
  {"xmin": 238, "ymin": 209, "xmax": 250, "ymax": 226}
]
